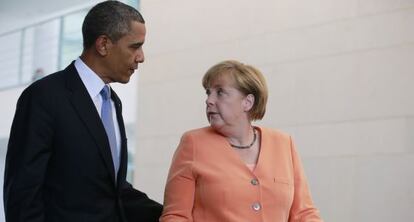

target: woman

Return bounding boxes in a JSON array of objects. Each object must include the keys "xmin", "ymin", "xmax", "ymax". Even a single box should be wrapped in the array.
[{"xmin": 160, "ymin": 60, "xmax": 323, "ymax": 222}]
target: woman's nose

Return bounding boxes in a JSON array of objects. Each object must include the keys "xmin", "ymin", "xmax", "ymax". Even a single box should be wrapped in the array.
[{"xmin": 206, "ymin": 95, "xmax": 214, "ymax": 106}]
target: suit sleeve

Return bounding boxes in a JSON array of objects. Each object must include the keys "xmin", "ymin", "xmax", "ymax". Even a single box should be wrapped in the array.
[
  {"xmin": 120, "ymin": 181, "xmax": 163, "ymax": 222},
  {"xmin": 288, "ymin": 136, "xmax": 323, "ymax": 222},
  {"xmin": 160, "ymin": 132, "xmax": 196, "ymax": 222},
  {"xmin": 3, "ymin": 85, "xmax": 55, "ymax": 222}
]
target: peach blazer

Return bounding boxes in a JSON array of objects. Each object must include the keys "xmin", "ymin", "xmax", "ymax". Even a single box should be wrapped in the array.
[{"xmin": 160, "ymin": 126, "xmax": 323, "ymax": 222}]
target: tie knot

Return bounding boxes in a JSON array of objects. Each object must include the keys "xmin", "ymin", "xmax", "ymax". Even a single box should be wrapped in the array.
[{"xmin": 100, "ymin": 85, "xmax": 111, "ymax": 100}]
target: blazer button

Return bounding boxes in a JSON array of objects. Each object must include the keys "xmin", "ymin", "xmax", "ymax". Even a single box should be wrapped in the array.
[
  {"xmin": 252, "ymin": 202, "xmax": 261, "ymax": 211},
  {"xmin": 251, "ymin": 178, "xmax": 259, "ymax": 185}
]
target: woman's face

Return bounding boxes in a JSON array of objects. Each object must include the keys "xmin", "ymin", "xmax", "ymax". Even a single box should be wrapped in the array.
[{"xmin": 205, "ymin": 74, "xmax": 251, "ymax": 131}]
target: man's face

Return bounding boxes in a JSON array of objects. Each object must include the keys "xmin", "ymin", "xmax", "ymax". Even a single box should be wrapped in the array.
[{"xmin": 104, "ymin": 21, "xmax": 146, "ymax": 84}]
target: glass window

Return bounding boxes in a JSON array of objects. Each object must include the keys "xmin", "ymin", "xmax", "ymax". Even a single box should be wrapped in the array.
[
  {"xmin": 0, "ymin": 32, "xmax": 21, "ymax": 88},
  {"xmin": 26, "ymin": 19, "xmax": 60, "ymax": 83},
  {"xmin": 20, "ymin": 27, "xmax": 35, "ymax": 83},
  {"xmin": 60, "ymin": 10, "xmax": 88, "ymax": 69}
]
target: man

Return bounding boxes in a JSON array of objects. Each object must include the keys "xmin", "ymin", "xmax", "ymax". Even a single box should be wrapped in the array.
[{"xmin": 3, "ymin": 1, "xmax": 162, "ymax": 221}]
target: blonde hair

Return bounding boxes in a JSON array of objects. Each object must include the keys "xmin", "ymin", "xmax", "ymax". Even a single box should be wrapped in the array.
[{"xmin": 202, "ymin": 60, "xmax": 268, "ymax": 121}]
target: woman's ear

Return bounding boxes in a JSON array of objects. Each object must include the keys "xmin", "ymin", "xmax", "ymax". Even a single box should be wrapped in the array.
[{"xmin": 243, "ymin": 94, "xmax": 255, "ymax": 112}]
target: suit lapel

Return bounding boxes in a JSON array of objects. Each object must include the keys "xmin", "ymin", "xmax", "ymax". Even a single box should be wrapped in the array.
[
  {"xmin": 64, "ymin": 63, "xmax": 116, "ymax": 184},
  {"xmin": 111, "ymin": 90, "xmax": 128, "ymax": 188}
]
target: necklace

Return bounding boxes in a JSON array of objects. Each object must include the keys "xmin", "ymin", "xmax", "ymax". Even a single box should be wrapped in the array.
[{"xmin": 230, "ymin": 128, "xmax": 257, "ymax": 149}]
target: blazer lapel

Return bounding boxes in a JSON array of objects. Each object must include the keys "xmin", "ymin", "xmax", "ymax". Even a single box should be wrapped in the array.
[{"xmin": 64, "ymin": 63, "xmax": 116, "ymax": 184}]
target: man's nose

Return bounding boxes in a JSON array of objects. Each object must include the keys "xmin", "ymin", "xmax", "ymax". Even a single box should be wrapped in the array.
[{"xmin": 136, "ymin": 50, "xmax": 145, "ymax": 63}]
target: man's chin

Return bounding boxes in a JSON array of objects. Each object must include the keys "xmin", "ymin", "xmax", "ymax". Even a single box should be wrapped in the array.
[{"xmin": 117, "ymin": 77, "xmax": 131, "ymax": 84}]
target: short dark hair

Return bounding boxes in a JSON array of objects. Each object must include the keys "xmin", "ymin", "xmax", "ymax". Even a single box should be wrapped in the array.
[{"xmin": 82, "ymin": 0, "xmax": 145, "ymax": 49}]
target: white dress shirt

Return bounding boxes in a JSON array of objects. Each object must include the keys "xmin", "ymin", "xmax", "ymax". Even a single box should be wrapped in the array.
[{"xmin": 74, "ymin": 58, "xmax": 121, "ymax": 163}]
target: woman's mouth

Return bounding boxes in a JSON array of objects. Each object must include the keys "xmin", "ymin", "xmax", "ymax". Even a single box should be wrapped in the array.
[{"xmin": 207, "ymin": 112, "xmax": 219, "ymax": 119}]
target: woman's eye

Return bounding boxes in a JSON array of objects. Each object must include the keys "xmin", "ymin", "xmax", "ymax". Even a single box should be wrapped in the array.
[{"xmin": 205, "ymin": 89, "xmax": 211, "ymax": 95}]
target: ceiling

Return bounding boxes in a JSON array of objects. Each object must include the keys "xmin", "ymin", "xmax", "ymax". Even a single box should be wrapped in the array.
[{"xmin": 0, "ymin": 0, "xmax": 100, "ymax": 33}]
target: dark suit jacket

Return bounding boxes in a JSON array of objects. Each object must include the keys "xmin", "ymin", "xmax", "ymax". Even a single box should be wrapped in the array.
[{"xmin": 3, "ymin": 63, "xmax": 162, "ymax": 222}]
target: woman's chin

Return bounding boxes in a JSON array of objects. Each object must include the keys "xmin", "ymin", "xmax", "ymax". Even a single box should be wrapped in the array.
[{"xmin": 209, "ymin": 122, "xmax": 224, "ymax": 130}]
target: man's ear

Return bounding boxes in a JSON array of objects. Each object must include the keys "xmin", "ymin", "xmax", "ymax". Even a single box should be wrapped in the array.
[
  {"xmin": 95, "ymin": 35, "xmax": 111, "ymax": 56},
  {"xmin": 243, "ymin": 94, "xmax": 255, "ymax": 112}
]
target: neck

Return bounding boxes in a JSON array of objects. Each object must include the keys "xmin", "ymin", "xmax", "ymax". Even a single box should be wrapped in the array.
[
  {"xmin": 80, "ymin": 52, "xmax": 111, "ymax": 83},
  {"xmin": 221, "ymin": 124, "xmax": 254, "ymax": 148},
  {"xmin": 230, "ymin": 128, "xmax": 256, "ymax": 149}
]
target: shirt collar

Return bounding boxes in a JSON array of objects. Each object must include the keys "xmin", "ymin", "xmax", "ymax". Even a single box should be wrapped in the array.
[{"xmin": 74, "ymin": 57, "xmax": 107, "ymax": 99}]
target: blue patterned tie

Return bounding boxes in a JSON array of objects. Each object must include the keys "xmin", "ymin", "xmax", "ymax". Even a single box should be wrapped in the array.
[{"xmin": 100, "ymin": 85, "xmax": 119, "ymax": 179}]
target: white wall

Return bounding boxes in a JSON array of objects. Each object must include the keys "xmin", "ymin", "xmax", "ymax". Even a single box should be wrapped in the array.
[{"xmin": 135, "ymin": 0, "xmax": 414, "ymax": 221}]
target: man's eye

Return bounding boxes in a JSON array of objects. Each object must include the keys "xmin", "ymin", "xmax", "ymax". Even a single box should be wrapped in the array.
[{"xmin": 131, "ymin": 43, "xmax": 143, "ymax": 49}]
